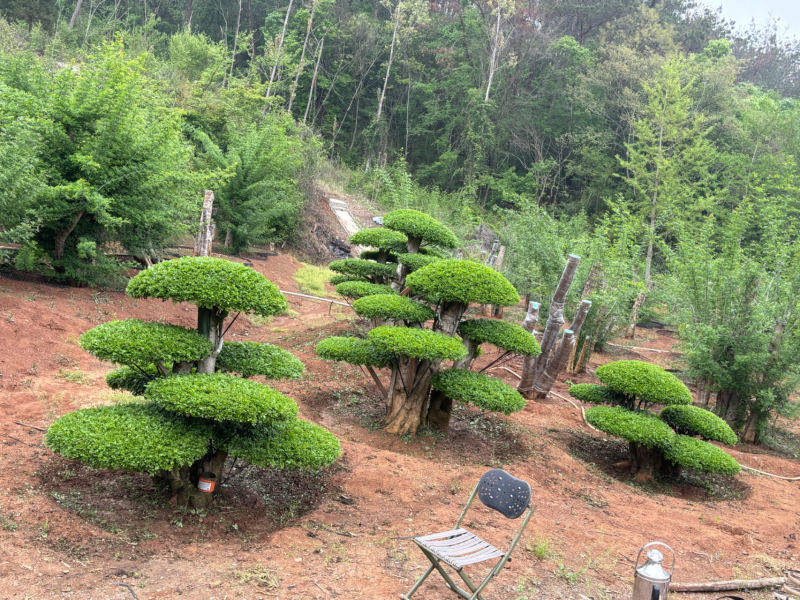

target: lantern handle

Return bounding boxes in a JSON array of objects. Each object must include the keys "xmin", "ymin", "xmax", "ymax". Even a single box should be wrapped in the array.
[{"xmin": 634, "ymin": 541, "xmax": 676, "ymax": 576}]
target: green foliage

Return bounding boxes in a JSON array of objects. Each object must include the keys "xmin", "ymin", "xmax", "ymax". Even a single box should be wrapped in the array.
[
  {"xmin": 431, "ymin": 369, "xmax": 525, "ymax": 414},
  {"xmin": 457, "ymin": 319, "xmax": 540, "ymax": 356},
  {"xmin": 585, "ymin": 406, "xmax": 675, "ymax": 449},
  {"xmin": 359, "ymin": 250, "xmax": 398, "ymax": 263},
  {"xmin": 126, "ymin": 257, "xmax": 288, "ymax": 316},
  {"xmin": 222, "ymin": 420, "xmax": 341, "ymax": 471},
  {"xmin": 145, "ymin": 374, "xmax": 298, "ymax": 426},
  {"xmin": 81, "ymin": 320, "xmax": 212, "ymax": 367},
  {"xmin": 395, "ymin": 252, "xmax": 442, "ymax": 272},
  {"xmin": 216, "ymin": 342, "xmax": 305, "ymax": 380},
  {"xmin": 329, "ymin": 274, "xmax": 367, "ymax": 286},
  {"xmin": 315, "ymin": 337, "xmax": 393, "ymax": 367},
  {"xmin": 329, "ymin": 258, "xmax": 397, "ymax": 281},
  {"xmin": 383, "ymin": 209, "xmax": 458, "ymax": 248},
  {"xmin": 352, "ymin": 294, "xmax": 434, "ymax": 323},
  {"xmin": 106, "ymin": 365, "xmax": 162, "ymax": 395},
  {"xmin": 45, "ymin": 403, "xmax": 212, "ymax": 475},
  {"xmin": 368, "ymin": 326, "xmax": 467, "ymax": 361},
  {"xmin": 406, "ymin": 259, "xmax": 520, "ymax": 306},
  {"xmin": 662, "ymin": 435, "xmax": 741, "ymax": 475},
  {"xmin": 292, "ymin": 264, "xmax": 336, "ymax": 296},
  {"xmin": 568, "ymin": 383, "xmax": 624, "ymax": 405},
  {"xmin": 349, "ymin": 228, "xmax": 408, "ymax": 249},
  {"xmin": 660, "ymin": 405, "xmax": 738, "ymax": 445},
  {"xmin": 334, "ymin": 280, "xmax": 397, "ymax": 299},
  {"xmin": 595, "ymin": 360, "xmax": 692, "ymax": 407}
]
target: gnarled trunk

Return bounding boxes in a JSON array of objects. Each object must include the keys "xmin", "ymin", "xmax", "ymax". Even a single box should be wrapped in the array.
[
  {"xmin": 383, "ymin": 357, "xmax": 434, "ymax": 435},
  {"xmin": 197, "ymin": 307, "xmax": 227, "ymax": 373},
  {"xmin": 714, "ymin": 389, "xmax": 744, "ymax": 429},
  {"xmin": 427, "ymin": 389, "xmax": 453, "ymax": 432},
  {"xmin": 629, "ymin": 443, "xmax": 666, "ymax": 483},
  {"xmin": 157, "ymin": 447, "xmax": 228, "ymax": 508}
]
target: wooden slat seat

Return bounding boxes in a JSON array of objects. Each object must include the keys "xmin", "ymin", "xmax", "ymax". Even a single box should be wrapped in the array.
[{"xmin": 414, "ymin": 529, "xmax": 504, "ymax": 570}]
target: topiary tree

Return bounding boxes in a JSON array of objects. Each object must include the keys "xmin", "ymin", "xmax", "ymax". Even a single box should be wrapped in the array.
[
  {"xmin": 46, "ymin": 256, "xmax": 340, "ymax": 508},
  {"xmin": 317, "ymin": 211, "xmax": 538, "ymax": 435},
  {"xmin": 569, "ymin": 360, "xmax": 739, "ymax": 482}
]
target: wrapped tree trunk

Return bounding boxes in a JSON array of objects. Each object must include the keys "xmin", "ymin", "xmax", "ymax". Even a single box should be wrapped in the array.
[
  {"xmin": 194, "ymin": 190, "xmax": 215, "ymax": 257},
  {"xmin": 518, "ymin": 301, "xmax": 540, "ymax": 390},
  {"xmin": 567, "ymin": 299, "xmax": 592, "ymax": 372},
  {"xmin": 519, "ymin": 254, "xmax": 580, "ymax": 396},
  {"xmin": 492, "ymin": 245, "xmax": 506, "ymax": 318},
  {"xmin": 531, "ymin": 329, "xmax": 575, "ymax": 399}
]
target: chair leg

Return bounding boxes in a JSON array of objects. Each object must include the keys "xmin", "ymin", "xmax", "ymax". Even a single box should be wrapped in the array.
[
  {"xmin": 417, "ymin": 548, "xmax": 475, "ymax": 599},
  {"xmin": 401, "ymin": 563, "xmax": 434, "ymax": 599},
  {"xmin": 456, "ymin": 569, "xmax": 487, "ymax": 600},
  {"xmin": 464, "ymin": 559, "xmax": 505, "ymax": 600}
]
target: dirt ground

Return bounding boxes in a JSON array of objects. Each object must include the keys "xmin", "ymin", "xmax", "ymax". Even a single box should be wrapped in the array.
[{"xmin": 0, "ymin": 252, "xmax": 798, "ymax": 600}]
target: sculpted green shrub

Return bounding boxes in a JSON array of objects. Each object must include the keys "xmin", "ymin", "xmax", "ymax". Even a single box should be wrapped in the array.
[
  {"xmin": 46, "ymin": 257, "xmax": 340, "ymax": 509},
  {"xmin": 329, "ymin": 258, "xmax": 397, "ymax": 283},
  {"xmin": 457, "ymin": 319, "xmax": 540, "ymax": 356},
  {"xmin": 317, "ymin": 210, "xmax": 527, "ymax": 436},
  {"xmin": 349, "ymin": 228, "xmax": 407, "ymax": 249},
  {"xmin": 328, "ymin": 274, "xmax": 366, "ymax": 286},
  {"xmin": 360, "ymin": 249, "xmax": 398, "ymax": 263},
  {"xmin": 216, "ymin": 341, "xmax": 305, "ymax": 379},
  {"xmin": 431, "ymin": 369, "xmax": 525, "ymax": 414},
  {"xmin": 335, "ymin": 280, "xmax": 397, "ymax": 299},
  {"xmin": 660, "ymin": 405, "xmax": 738, "ymax": 445},
  {"xmin": 595, "ymin": 360, "xmax": 692, "ymax": 408},
  {"xmin": 578, "ymin": 360, "xmax": 739, "ymax": 482},
  {"xmin": 352, "ymin": 294, "xmax": 434, "ymax": 323}
]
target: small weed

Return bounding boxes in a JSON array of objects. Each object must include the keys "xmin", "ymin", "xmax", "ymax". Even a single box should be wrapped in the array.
[
  {"xmin": 528, "ymin": 535, "xmax": 555, "ymax": 560},
  {"xmin": 24, "ymin": 292, "xmax": 39, "ymax": 302},
  {"xmin": 556, "ymin": 561, "xmax": 587, "ymax": 584},
  {"xmin": 5, "ymin": 313, "xmax": 13, "ymax": 323},
  {"xmin": 515, "ymin": 575, "xmax": 540, "ymax": 600},
  {"xmin": 170, "ymin": 518, "xmax": 184, "ymax": 528},
  {"xmin": 53, "ymin": 354, "xmax": 78, "ymax": 368},
  {"xmin": 38, "ymin": 519, "xmax": 50, "ymax": 539},
  {"xmin": 247, "ymin": 314, "xmax": 274, "ymax": 327},
  {"xmin": 234, "ymin": 564, "xmax": 279, "ymax": 589},
  {"xmin": 28, "ymin": 363, "xmax": 38, "ymax": 375},
  {"xmin": 0, "ymin": 512, "xmax": 18, "ymax": 531},
  {"xmin": 449, "ymin": 478, "xmax": 463, "ymax": 496},
  {"xmin": 92, "ymin": 292, "xmax": 110, "ymax": 304},
  {"xmin": 56, "ymin": 368, "xmax": 90, "ymax": 385}
]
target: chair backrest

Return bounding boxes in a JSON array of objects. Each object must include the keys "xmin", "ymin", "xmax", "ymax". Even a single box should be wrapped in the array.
[{"xmin": 476, "ymin": 469, "xmax": 531, "ymax": 519}]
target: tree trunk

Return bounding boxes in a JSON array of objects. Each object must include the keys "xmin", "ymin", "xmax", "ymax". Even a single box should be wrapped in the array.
[
  {"xmin": 383, "ymin": 358, "xmax": 434, "ymax": 436},
  {"xmin": 519, "ymin": 254, "xmax": 580, "ymax": 395},
  {"xmin": 288, "ymin": 0, "xmax": 316, "ymax": 113},
  {"xmin": 392, "ymin": 236, "xmax": 421, "ymax": 289},
  {"xmin": 714, "ymin": 389, "xmax": 743, "ymax": 429},
  {"xmin": 53, "ymin": 210, "xmax": 85, "ymax": 261},
  {"xmin": 303, "ymin": 37, "xmax": 324, "ymax": 125},
  {"xmin": 627, "ymin": 290, "xmax": 646, "ymax": 338},
  {"xmin": 184, "ymin": 0, "xmax": 193, "ymax": 30},
  {"xmin": 194, "ymin": 190, "xmax": 214, "ymax": 257},
  {"xmin": 740, "ymin": 409, "xmax": 761, "ymax": 444},
  {"xmin": 629, "ymin": 442, "xmax": 665, "ymax": 483},
  {"xmin": 68, "ymin": 0, "xmax": 83, "ymax": 29},
  {"xmin": 695, "ymin": 378, "xmax": 711, "ymax": 407},
  {"xmin": 265, "ymin": 0, "xmax": 295, "ymax": 100},
  {"xmin": 227, "ymin": 0, "xmax": 243, "ymax": 82},
  {"xmin": 531, "ymin": 329, "xmax": 575, "ymax": 399},
  {"xmin": 376, "ymin": 3, "xmax": 399, "ymax": 122},
  {"xmin": 197, "ymin": 307, "xmax": 227, "ymax": 373},
  {"xmin": 519, "ymin": 301, "xmax": 540, "ymax": 391},
  {"xmin": 484, "ymin": 2, "xmax": 501, "ymax": 102},
  {"xmin": 427, "ymin": 389, "xmax": 453, "ymax": 432},
  {"xmin": 452, "ymin": 337, "xmax": 477, "ymax": 370}
]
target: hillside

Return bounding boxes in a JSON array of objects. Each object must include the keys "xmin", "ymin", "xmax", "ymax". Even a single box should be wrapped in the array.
[{"xmin": 0, "ymin": 254, "xmax": 798, "ymax": 599}]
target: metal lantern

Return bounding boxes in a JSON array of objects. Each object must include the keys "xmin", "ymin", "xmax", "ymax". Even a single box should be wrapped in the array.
[{"xmin": 632, "ymin": 542, "xmax": 675, "ymax": 600}]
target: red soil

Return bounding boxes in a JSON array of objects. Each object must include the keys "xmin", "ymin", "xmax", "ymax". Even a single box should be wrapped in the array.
[{"xmin": 0, "ymin": 253, "xmax": 797, "ymax": 600}]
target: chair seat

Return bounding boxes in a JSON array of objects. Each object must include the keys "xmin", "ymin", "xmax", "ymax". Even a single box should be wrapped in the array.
[{"xmin": 414, "ymin": 528, "xmax": 505, "ymax": 570}]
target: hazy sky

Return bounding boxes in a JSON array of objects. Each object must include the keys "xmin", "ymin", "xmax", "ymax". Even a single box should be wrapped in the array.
[{"xmin": 711, "ymin": 0, "xmax": 800, "ymax": 37}]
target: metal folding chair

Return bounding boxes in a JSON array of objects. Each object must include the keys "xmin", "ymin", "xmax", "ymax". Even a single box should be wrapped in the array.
[{"xmin": 401, "ymin": 468, "xmax": 535, "ymax": 600}]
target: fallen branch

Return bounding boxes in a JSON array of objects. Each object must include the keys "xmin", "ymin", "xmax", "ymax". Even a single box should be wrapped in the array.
[
  {"xmin": 550, "ymin": 391, "xmax": 600, "ymax": 432},
  {"xmin": 670, "ymin": 577, "xmax": 785, "ymax": 592},
  {"xmin": 492, "ymin": 366, "xmax": 521, "ymax": 379},
  {"xmin": 738, "ymin": 464, "xmax": 800, "ymax": 481}
]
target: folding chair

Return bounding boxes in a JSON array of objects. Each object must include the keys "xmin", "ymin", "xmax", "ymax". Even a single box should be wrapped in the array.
[{"xmin": 401, "ymin": 468, "xmax": 534, "ymax": 600}]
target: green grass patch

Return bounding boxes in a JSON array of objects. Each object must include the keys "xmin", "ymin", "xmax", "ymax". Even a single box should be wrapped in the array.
[{"xmin": 293, "ymin": 263, "xmax": 337, "ymax": 297}]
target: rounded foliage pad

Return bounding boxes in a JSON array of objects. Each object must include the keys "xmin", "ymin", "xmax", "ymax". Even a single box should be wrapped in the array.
[
  {"xmin": 334, "ymin": 281, "xmax": 397, "ymax": 299},
  {"xmin": 329, "ymin": 274, "xmax": 367, "ymax": 286},
  {"xmin": 406, "ymin": 260, "xmax": 520, "ymax": 306},
  {"xmin": 81, "ymin": 319, "xmax": 212, "ymax": 366},
  {"xmin": 383, "ymin": 209, "xmax": 458, "ymax": 248},
  {"xmin": 369, "ymin": 325, "xmax": 468, "ymax": 361},
  {"xmin": 595, "ymin": 360, "xmax": 692, "ymax": 406},
  {"xmin": 663, "ymin": 435, "xmax": 740, "ymax": 475},
  {"xmin": 329, "ymin": 258, "xmax": 397, "ymax": 281},
  {"xmin": 349, "ymin": 228, "xmax": 407, "ymax": 249},
  {"xmin": 315, "ymin": 337, "xmax": 393, "ymax": 367},
  {"xmin": 457, "ymin": 319, "xmax": 541, "ymax": 356},
  {"xmin": 45, "ymin": 403, "xmax": 212, "ymax": 474},
  {"xmin": 585, "ymin": 405, "xmax": 675, "ymax": 449},
  {"xmin": 660, "ymin": 405, "xmax": 738, "ymax": 445},
  {"xmin": 396, "ymin": 253, "xmax": 442, "ymax": 272},
  {"xmin": 127, "ymin": 256, "xmax": 287, "ymax": 316},
  {"xmin": 223, "ymin": 420, "xmax": 341, "ymax": 470},
  {"xmin": 360, "ymin": 249, "xmax": 398, "ymax": 263},
  {"xmin": 352, "ymin": 294, "xmax": 434, "ymax": 323},
  {"xmin": 568, "ymin": 383, "xmax": 624, "ymax": 405},
  {"xmin": 106, "ymin": 365, "xmax": 162, "ymax": 395},
  {"xmin": 217, "ymin": 341, "xmax": 305, "ymax": 379},
  {"xmin": 432, "ymin": 368, "xmax": 525, "ymax": 414},
  {"xmin": 146, "ymin": 373, "xmax": 297, "ymax": 425}
]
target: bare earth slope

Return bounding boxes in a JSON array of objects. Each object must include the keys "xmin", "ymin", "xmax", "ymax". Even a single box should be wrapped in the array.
[{"xmin": 0, "ymin": 253, "xmax": 798, "ymax": 600}]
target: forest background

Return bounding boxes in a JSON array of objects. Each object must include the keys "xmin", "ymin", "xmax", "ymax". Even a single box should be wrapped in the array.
[{"xmin": 1, "ymin": 0, "xmax": 800, "ymax": 447}]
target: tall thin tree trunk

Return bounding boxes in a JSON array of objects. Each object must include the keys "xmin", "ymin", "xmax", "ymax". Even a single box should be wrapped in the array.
[
  {"xmin": 644, "ymin": 118, "xmax": 664, "ymax": 289},
  {"xmin": 376, "ymin": 4, "xmax": 399, "ymax": 122},
  {"xmin": 265, "ymin": 0, "xmax": 295, "ymax": 100},
  {"xmin": 184, "ymin": 0, "xmax": 193, "ymax": 30},
  {"xmin": 227, "ymin": 0, "xmax": 243, "ymax": 82},
  {"xmin": 627, "ymin": 290, "xmax": 646, "ymax": 338},
  {"xmin": 484, "ymin": 2, "xmax": 501, "ymax": 102},
  {"xmin": 519, "ymin": 301, "xmax": 540, "ymax": 391},
  {"xmin": 303, "ymin": 37, "xmax": 323, "ymax": 125},
  {"xmin": 288, "ymin": 0, "xmax": 316, "ymax": 113},
  {"xmin": 69, "ymin": 0, "xmax": 84, "ymax": 29},
  {"xmin": 194, "ymin": 190, "xmax": 215, "ymax": 257}
]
